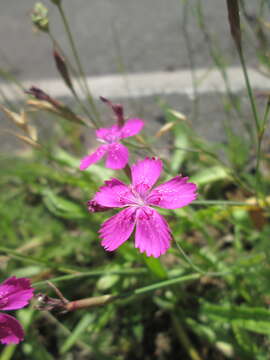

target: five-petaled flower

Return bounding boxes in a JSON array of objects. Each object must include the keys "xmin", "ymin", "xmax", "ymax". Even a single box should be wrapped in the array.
[
  {"xmin": 89, "ymin": 158, "xmax": 197, "ymax": 257},
  {"xmin": 80, "ymin": 118, "xmax": 144, "ymax": 170},
  {"xmin": 0, "ymin": 276, "xmax": 34, "ymax": 344}
]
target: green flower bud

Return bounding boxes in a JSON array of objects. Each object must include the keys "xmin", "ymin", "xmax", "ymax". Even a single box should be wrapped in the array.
[{"xmin": 31, "ymin": 2, "xmax": 49, "ymax": 33}]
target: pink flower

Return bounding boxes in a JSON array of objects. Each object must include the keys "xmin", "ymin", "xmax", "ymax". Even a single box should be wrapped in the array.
[
  {"xmin": 80, "ymin": 118, "xmax": 144, "ymax": 170},
  {"xmin": 0, "ymin": 276, "xmax": 34, "ymax": 344},
  {"xmin": 90, "ymin": 158, "xmax": 197, "ymax": 257}
]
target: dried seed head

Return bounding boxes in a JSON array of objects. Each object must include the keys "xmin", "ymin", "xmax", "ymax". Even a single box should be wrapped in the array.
[
  {"xmin": 34, "ymin": 293, "xmax": 67, "ymax": 313},
  {"xmin": 167, "ymin": 109, "xmax": 187, "ymax": 121},
  {"xmin": 0, "ymin": 105, "xmax": 25, "ymax": 126},
  {"xmin": 155, "ymin": 122, "xmax": 175, "ymax": 138}
]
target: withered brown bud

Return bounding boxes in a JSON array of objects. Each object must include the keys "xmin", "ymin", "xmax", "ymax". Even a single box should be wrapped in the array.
[
  {"xmin": 35, "ymin": 293, "xmax": 68, "ymax": 313},
  {"xmin": 26, "ymin": 86, "xmax": 61, "ymax": 108},
  {"xmin": 53, "ymin": 49, "xmax": 73, "ymax": 90},
  {"xmin": 100, "ymin": 96, "xmax": 125, "ymax": 126}
]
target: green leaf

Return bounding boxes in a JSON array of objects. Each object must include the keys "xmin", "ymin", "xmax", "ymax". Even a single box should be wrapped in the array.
[
  {"xmin": 171, "ymin": 122, "xmax": 190, "ymax": 173},
  {"xmin": 186, "ymin": 318, "xmax": 216, "ymax": 343},
  {"xmin": 52, "ymin": 148, "xmax": 113, "ymax": 181},
  {"xmin": 190, "ymin": 166, "xmax": 229, "ymax": 186},
  {"xmin": 42, "ymin": 189, "xmax": 85, "ymax": 219},
  {"xmin": 97, "ymin": 274, "xmax": 120, "ymax": 290},
  {"xmin": 202, "ymin": 302, "xmax": 270, "ymax": 335},
  {"xmin": 60, "ymin": 314, "xmax": 94, "ymax": 354},
  {"xmin": 143, "ymin": 255, "xmax": 168, "ymax": 279},
  {"xmin": 232, "ymin": 323, "xmax": 259, "ymax": 355}
]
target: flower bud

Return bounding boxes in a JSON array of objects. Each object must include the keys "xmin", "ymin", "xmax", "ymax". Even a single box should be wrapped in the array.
[
  {"xmin": 31, "ymin": 2, "xmax": 49, "ymax": 33},
  {"xmin": 100, "ymin": 96, "xmax": 125, "ymax": 126},
  {"xmin": 53, "ymin": 50, "xmax": 73, "ymax": 90}
]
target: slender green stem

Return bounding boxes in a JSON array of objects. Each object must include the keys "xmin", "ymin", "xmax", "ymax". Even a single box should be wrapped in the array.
[
  {"xmin": 193, "ymin": 200, "xmax": 250, "ymax": 206},
  {"xmin": 255, "ymin": 99, "xmax": 270, "ymax": 174},
  {"xmin": 174, "ymin": 238, "xmax": 233, "ymax": 277},
  {"xmin": 181, "ymin": 0, "xmax": 200, "ymax": 123},
  {"xmin": 238, "ymin": 49, "xmax": 260, "ymax": 134},
  {"xmin": 254, "ymin": 99, "xmax": 270, "ymax": 201},
  {"xmin": 40, "ymin": 273, "xmax": 200, "ymax": 299},
  {"xmin": 33, "ymin": 268, "xmax": 147, "ymax": 287},
  {"xmin": 69, "ymin": 86, "xmax": 95, "ymax": 127},
  {"xmin": 57, "ymin": 3, "xmax": 100, "ymax": 125},
  {"xmin": 237, "ymin": 47, "xmax": 267, "ymax": 199},
  {"xmin": 130, "ymin": 273, "xmax": 201, "ymax": 296}
]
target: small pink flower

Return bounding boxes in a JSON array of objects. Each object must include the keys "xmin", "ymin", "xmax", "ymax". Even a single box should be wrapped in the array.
[
  {"xmin": 90, "ymin": 158, "xmax": 197, "ymax": 257},
  {"xmin": 80, "ymin": 118, "xmax": 144, "ymax": 170},
  {"xmin": 0, "ymin": 276, "xmax": 34, "ymax": 344}
]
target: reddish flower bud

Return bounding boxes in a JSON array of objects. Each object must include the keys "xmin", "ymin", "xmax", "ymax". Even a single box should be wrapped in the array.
[{"xmin": 53, "ymin": 50, "xmax": 73, "ymax": 90}]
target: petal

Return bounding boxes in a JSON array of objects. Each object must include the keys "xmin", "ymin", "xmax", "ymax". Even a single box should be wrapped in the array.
[
  {"xmin": 120, "ymin": 118, "xmax": 144, "ymax": 138},
  {"xmin": 99, "ymin": 207, "xmax": 136, "ymax": 251},
  {"xmin": 135, "ymin": 207, "xmax": 171, "ymax": 258},
  {"xmin": 96, "ymin": 125, "xmax": 121, "ymax": 142},
  {"xmin": 105, "ymin": 143, "xmax": 129, "ymax": 169},
  {"xmin": 131, "ymin": 158, "xmax": 162, "ymax": 190},
  {"xmin": 147, "ymin": 176, "xmax": 197, "ymax": 209},
  {"xmin": 0, "ymin": 277, "xmax": 34, "ymax": 311},
  {"xmin": 80, "ymin": 145, "xmax": 108, "ymax": 170},
  {"xmin": 94, "ymin": 178, "xmax": 135, "ymax": 208},
  {"xmin": 0, "ymin": 314, "xmax": 24, "ymax": 344}
]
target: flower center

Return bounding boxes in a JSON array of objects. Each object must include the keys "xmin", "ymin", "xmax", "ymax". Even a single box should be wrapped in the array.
[
  {"xmin": 97, "ymin": 129, "xmax": 122, "ymax": 144},
  {"xmin": 130, "ymin": 183, "xmax": 151, "ymax": 206}
]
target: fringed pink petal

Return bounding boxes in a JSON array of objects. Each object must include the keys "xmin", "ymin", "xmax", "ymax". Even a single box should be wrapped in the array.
[
  {"xmin": 100, "ymin": 208, "xmax": 136, "ymax": 251},
  {"xmin": 120, "ymin": 118, "xmax": 144, "ymax": 138},
  {"xmin": 94, "ymin": 178, "xmax": 135, "ymax": 208},
  {"xmin": 131, "ymin": 158, "xmax": 162, "ymax": 190},
  {"xmin": 135, "ymin": 207, "xmax": 171, "ymax": 258},
  {"xmin": 147, "ymin": 176, "xmax": 197, "ymax": 209},
  {"xmin": 80, "ymin": 145, "xmax": 108, "ymax": 170},
  {"xmin": 105, "ymin": 143, "xmax": 129, "ymax": 169}
]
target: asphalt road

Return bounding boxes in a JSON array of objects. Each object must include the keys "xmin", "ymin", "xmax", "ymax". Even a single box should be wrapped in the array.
[
  {"xmin": 0, "ymin": 1, "xmax": 268, "ymax": 153},
  {"xmin": 0, "ymin": 0, "xmax": 258, "ymax": 81}
]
